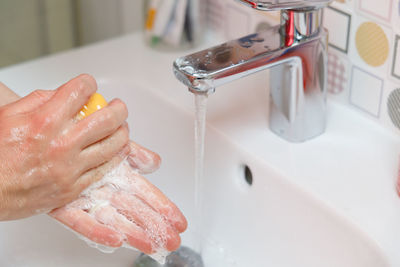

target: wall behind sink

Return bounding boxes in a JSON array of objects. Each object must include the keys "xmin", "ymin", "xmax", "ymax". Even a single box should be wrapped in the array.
[
  {"xmin": 0, "ymin": 0, "xmax": 143, "ymax": 68},
  {"xmin": 207, "ymin": 0, "xmax": 400, "ymax": 136}
]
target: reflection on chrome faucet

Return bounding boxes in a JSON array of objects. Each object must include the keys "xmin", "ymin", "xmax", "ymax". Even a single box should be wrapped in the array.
[{"xmin": 173, "ymin": 1, "xmax": 332, "ymax": 142}]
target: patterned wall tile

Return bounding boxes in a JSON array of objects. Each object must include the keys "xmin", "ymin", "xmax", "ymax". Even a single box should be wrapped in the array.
[
  {"xmin": 392, "ymin": 0, "xmax": 400, "ymax": 32},
  {"xmin": 357, "ymin": 0, "xmax": 393, "ymax": 24},
  {"xmin": 324, "ymin": 6, "xmax": 352, "ymax": 53},
  {"xmin": 387, "ymin": 88, "xmax": 400, "ymax": 129},
  {"xmin": 349, "ymin": 15, "xmax": 393, "ymax": 76},
  {"xmin": 350, "ymin": 66, "xmax": 384, "ymax": 117},
  {"xmin": 392, "ymin": 35, "xmax": 400, "ymax": 80},
  {"xmin": 380, "ymin": 81, "xmax": 400, "ymax": 133},
  {"xmin": 328, "ymin": 51, "xmax": 350, "ymax": 95},
  {"xmin": 355, "ymin": 22, "xmax": 390, "ymax": 67}
]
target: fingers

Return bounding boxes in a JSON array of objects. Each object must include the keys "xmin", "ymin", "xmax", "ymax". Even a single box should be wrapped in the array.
[
  {"xmin": 78, "ymin": 124, "xmax": 129, "ymax": 172},
  {"xmin": 42, "ymin": 74, "xmax": 97, "ymax": 120},
  {"xmin": 127, "ymin": 141, "xmax": 161, "ymax": 174},
  {"xmin": 92, "ymin": 204, "xmax": 153, "ymax": 254},
  {"xmin": 52, "ymin": 154, "xmax": 185, "ymax": 254},
  {"xmin": 111, "ymin": 190, "xmax": 181, "ymax": 252},
  {"xmin": 72, "ymin": 99, "xmax": 128, "ymax": 149},
  {"xmin": 73, "ymin": 146, "xmax": 130, "ymax": 194},
  {"xmin": 16, "ymin": 90, "xmax": 55, "ymax": 112},
  {"xmin": 121, "ymin": 164, "xmax": 187, "ymax": 233},
  {"xmin": 49, "ymin": 207, "xmax": 123, "ymax": 247},
  {"xmin": 88, "ymin": 186, "xmax": 180, "ymax": 252},
  {"xmin": 1, "ymin": 90, "xmax": 55, "ymax": 116}
]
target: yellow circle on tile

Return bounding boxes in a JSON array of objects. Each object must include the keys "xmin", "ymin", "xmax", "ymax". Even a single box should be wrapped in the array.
[{"xmin": 355, "ymin": 22, "xmax": 389, "ymax": 67}]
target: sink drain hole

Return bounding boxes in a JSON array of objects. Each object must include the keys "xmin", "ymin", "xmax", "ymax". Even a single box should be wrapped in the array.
[{"xmin": 243, "ymin": 165, "xmax": 253, "ymax": 186}]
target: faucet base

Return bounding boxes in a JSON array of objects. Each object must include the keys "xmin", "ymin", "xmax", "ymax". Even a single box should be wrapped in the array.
[{"xmin": 269, "ymin": 48, "xmax": 327, "ymax": 143}]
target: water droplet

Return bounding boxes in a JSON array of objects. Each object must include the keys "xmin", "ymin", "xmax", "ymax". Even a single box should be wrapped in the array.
[{"xmin": 181, "ymin": 65, "xmax": 195, "ymax": 75}]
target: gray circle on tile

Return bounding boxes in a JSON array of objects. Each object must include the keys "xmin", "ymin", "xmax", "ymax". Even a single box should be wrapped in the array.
[{"xmin": 388, "ymin": 88, "xmax": 400, "ymax": 129}]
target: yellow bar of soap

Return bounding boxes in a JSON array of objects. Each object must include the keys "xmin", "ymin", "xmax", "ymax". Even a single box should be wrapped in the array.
[{"xmin": 77, "ymin": 93, "xmax": 108, "ymax": 120}]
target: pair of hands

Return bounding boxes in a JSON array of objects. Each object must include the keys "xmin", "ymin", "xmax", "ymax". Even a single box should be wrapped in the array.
[{"xmin": 0, "ymin": 74, "xmax": 186, "ymax": 254}]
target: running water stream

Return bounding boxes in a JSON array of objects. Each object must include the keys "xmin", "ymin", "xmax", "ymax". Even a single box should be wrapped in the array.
[
  {"xmin": 135, "ymin": 90, "xmax": 237, "ymax": 266},
  {"xmin": 134, "ymin": 93, "xmax": 208, "ymax": 267},
  {"xmin": 193, "ymin": 93, "xmax": 208, "ymax": 244}
]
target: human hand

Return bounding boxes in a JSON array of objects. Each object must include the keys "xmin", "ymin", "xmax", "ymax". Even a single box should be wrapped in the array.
[
  {"xmin": 0, "ymin": 74, "xmax": 129, "ymax": 220},
  {"xmin": 49, "ymin": 152, "xmax": 187, "ymax": 256},
  {"xmin": 49, "ymin": 92, "xmax": 186, "ymax": 257},
  {"xmin": 0, "ymin": 76, "xmax": 187, "ymax": 258}
]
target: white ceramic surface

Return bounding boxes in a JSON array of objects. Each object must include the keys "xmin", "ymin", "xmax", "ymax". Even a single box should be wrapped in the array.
[{"xmin": 0, "ymin": 32, "xmax": 398, "ymax": 266}]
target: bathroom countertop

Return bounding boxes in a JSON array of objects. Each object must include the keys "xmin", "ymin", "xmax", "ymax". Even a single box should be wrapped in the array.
[{"xmin": 0, "ymin": 32, "xmax": 399, "ymax": 266}]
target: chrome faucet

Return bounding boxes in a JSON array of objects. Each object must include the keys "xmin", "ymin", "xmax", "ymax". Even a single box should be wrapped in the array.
[{"xmin": 173, "ymin": 0, "xmax": 332, "ymax": 142}]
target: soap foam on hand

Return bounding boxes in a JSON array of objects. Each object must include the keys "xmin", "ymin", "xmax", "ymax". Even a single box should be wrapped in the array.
[
  {"xmin": 49, "ymin": 93, "xmax": 185, "ymax": 264},
  {"xmin": 71, "ymin": 159, "xmax": 172, "ymax": 263}
]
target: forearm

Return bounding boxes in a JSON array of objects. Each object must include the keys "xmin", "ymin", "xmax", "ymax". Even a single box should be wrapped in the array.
[{"xmin": 0, "ymin": 82, "xmax": 20, "ymax": 106}]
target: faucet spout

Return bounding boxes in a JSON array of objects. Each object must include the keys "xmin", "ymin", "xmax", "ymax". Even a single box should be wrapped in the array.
[
  {"xmin": 173, "ymin": 25, "xmax": 292, "ymax": 93},
  {"xmin": 173, "ymin": 7, "xmax": 328, "ymax": 142}
]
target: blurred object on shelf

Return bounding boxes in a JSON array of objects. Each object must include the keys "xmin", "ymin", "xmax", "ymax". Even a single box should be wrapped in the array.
[{"xmin": 144, "ymin": 0, "xmax": 206, "ymax": 51}]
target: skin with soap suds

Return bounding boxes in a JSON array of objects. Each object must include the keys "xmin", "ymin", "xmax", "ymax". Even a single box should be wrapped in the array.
[
  {"xmin": 0, "ymin": 75, "xmax": 187, "ymax": 261},
  {"xmin": 0, "ymin": 74, "xmax": 129, "ymax": 220},
  {"xmin": 51, "ymin": 158, "xmax": 186, "ymax": 260}
]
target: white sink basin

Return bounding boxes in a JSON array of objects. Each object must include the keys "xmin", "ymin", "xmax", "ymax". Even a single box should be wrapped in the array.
[
  {"xmin": 0, "ymin": 80, "xmax": 391, "ymax": 267},
  {"xmin": 0, "ymin": 32, "xmax": 399, "ymax": 266}
]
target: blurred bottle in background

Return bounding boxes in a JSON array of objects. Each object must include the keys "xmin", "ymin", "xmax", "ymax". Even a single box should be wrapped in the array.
[{"xmin": 144, "ymin": 0, "xmax": 207, "ymax": 51}]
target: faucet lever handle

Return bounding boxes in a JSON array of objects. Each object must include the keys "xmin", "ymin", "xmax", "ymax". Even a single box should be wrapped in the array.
[{"xmin": 236, "ymin": 0, "xmax": 332, "ymax": 11}]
